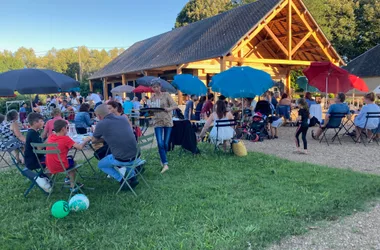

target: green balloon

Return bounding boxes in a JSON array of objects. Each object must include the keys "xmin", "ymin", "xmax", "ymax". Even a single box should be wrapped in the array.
[{"xmin": 51, "ymin": 200, "xmax": 70, "ymax": 219}]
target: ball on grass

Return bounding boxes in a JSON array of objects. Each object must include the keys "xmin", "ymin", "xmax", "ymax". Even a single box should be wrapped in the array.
[
  {"xmin": 51, "ymin": 200, "xmax": 70, "ymax": 219},
  {"xmin": 69, "ymin": 194, "xmax": 90, "ymax": 212}
]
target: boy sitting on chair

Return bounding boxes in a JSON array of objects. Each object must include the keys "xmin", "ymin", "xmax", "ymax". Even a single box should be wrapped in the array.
[
  {"xmin": 46, "ymin": 120, "xmax": 91, "ymax": 192},
  {"xmin": 24, "ymin": 113, "xmax": 45, "ymax": 171}
]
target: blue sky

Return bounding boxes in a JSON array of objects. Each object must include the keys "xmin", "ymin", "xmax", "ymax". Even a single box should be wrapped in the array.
[{"xmin": 0, "ymin": 0, "xmax": 188, "ymax": 54}]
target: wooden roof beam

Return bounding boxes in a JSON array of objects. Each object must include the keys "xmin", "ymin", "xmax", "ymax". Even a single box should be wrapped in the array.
[
  {"xmin": 272, "ymin": 14, "xmax": 297, "ymax": 22},
  {"xmin": 261, "ymin": 30, "xmax": 309, "ymax": 42},
  {"xmin": 296, "ymin": 47, "xmax": 322, "ymax": 53},
  {"xmin": 232, "ymin": 0, "xmax": 288, "ymax": 55},
  {"xmin": 225, "ymin": 56, "xmax": 314, "ymax": 66},
  {"xmin": 263, "ymin": 25, "xmax": 289, "ymax": 56},
  {"xmin": 291, "ymin": 31, "xmax": 312, "ymax": 56},
  {"xmin": 291, "ymin": 1, "xmax": 334, "ymax": 62},
  {"xmin": 287, "ymin": 0, "xmax": 292, "ymax": 60}
]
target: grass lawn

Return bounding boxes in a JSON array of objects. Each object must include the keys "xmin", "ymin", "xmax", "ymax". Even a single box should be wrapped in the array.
[{"xmin": 1, "ymin": 145, "xmax": 380, "ymax": 249}]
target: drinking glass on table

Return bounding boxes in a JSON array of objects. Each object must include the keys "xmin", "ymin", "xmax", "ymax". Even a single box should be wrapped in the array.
[{"xmin": 86, "ymin": 127, "xmax": 92, "ymax": 136}]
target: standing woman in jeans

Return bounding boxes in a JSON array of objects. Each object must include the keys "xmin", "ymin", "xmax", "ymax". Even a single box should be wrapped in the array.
[{"xmin": 150, "ymin": 81, "xmax": 178, "ymax": 174}]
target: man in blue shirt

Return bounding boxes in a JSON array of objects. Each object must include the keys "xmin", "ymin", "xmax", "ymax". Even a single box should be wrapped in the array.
[
  {"xmin": 312, "ymin": 92, "xmax": 350, "ymax": 139},
  {"xmin": 184, "ymin": 95, "xmax": 197, "ymax": 120},
  {"xmin": 123, "ymin": 97, "xmax": 133, "ymax": 115}
]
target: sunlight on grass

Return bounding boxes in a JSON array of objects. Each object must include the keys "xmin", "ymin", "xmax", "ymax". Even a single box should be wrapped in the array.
[{"xmin": 1, "ymin": 145, "xmax": 380, "ymax": 249}]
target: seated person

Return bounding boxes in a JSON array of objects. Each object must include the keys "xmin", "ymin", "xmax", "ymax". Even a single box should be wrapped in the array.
[
  {"xmin": 312, "ymin": 92, "xmax": 350, "ymax": 140},
  {"xmin": 46, "ymin": 120, "xmax": 91, "ymax": 192},
  {"xmin": 24, "ymin": 113, "xmax": 45, "ymax": 171},
  {"xmin": 277, "ymin": 93, "xmax": 292, "ymax": 121},
  {"xmin": 41, "ymin": 108, "xmax": 66, "ymax": 140},
  {"xmin": 92, "ymin": 104, "xmax": 144, "ymax": 191},
  {"xmin": 199, "ymin": 100, "xmax": 235, "ymax": 151},
  {"xmin": 0, "ymin": 110, "xmax": 26, "ymax": 163},
  {"xmin": 354, "ymin": 92, "xmax": 380, "ymax": 142},
  {"xmin": 74, "ymin": 103, "xmax": 93, "ymax": 134}
]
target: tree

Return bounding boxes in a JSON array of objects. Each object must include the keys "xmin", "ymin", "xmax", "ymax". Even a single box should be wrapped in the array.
[
  {"xmin": 175, "ymin": 0, "xmax": 231, "ymax": 28},
  {"xmin": 65, "ymin": 62, "xmax": 80, "ymax": 80},
  {"xmin": 0, "ymin": 51, "xmax": 24, "ymax": 73},
  {"xmin": 14, "ymin": 47, "xmax": 38, "ymax": 68}
]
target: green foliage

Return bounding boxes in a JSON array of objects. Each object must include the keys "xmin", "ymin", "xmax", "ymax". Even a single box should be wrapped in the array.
[
  {"xmin": 0, "ymin": 47, "xmax": 124, "ymax": 78},
  {"xmin": 0, "ymin": 51, "xmax": 24, "ymax": 73},
  {"xmin": 0, "ymin": 94, "xmax": 31, "ymax": 115},
  {"xmin": 79, "ymin": 80, "xmax": 90, "ymax": 97},
  {"xmin": 65, "ymin": 62, "xmax": 80, "ymax": 80},
  {"xmin": 1, "ymin": 148, "xmax": 380, "ymax": 249},
  {"xmin": 175, "ymin": 0, "xmax": 380, "ymax": 61},
  {"xmin": 175, "ymin": 0, "xmax": 231, "ymax": 28}
]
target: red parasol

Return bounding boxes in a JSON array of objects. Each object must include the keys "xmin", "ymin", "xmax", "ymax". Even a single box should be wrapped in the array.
[
  {"xmin": 303, "ymin": 62, "xmax": 369, "ymax": 93},
  {"xmin": 349, "ymin": 74, "xmax": 369, "ymax": 92},
  {"xmin": 132, "ymin": 86, "xmax": 153, "ymax": 93}
]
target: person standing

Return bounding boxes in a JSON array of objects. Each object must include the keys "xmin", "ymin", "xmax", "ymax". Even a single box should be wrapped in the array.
[
  {"xmin": 184, "ymin": 95, "xmax": 197, "ymax": 120},
  {"xmin": 201, "ymin": 93, "xmax": 214, "ymax": 119},
  {"xmin": 194, "ymin": 96, "xmax": 206, "ymax": 121},
  {"xmin": 87, "ymin": 91, "xmax": 102, "ymax": 108},
  {"xmin": 150, "ymin": 81, "xmax": 178, "ymax": 173},
  {"xmin": 123, "ymin": 97, "xmax": 133, "ymax": 115},
  {"xmin": 295, "ymin": 98, "xmax": 310, "ymax": 154}
]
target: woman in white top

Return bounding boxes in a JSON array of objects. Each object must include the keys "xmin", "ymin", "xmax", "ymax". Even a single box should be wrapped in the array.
[{"xmin": 199, "ymin": 100, "xmax": 235, "ymax": 151}]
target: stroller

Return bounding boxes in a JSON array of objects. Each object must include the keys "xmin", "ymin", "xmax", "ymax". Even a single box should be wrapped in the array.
[
  {"xmin": 239, "ymin": 100, "xmax": 272, "ymax": 141},
  {"xmin": 240, "ymin": 112, "xmax": 269, "ymax": 141}
]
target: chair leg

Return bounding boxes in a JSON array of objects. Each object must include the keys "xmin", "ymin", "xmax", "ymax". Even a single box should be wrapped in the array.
[
  {"xmin": 320, "ymin": 129, "xmax": 329, "ymax": 146},
  {"xmin": 47, "ymin": 175, "xmax": 57, "ymax": 201},
  {"xmin": 116, "ymin": 169, "xmax": 138, "ymax": 196}
]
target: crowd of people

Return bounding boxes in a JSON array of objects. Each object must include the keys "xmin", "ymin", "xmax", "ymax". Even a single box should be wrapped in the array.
[
  {"xmin": 0, "ymin": 82, "xmax": 379, "ymax": 195},
  {"xmin": 182, "ymin": 90, "xmax": 380, "ymax": 154}
]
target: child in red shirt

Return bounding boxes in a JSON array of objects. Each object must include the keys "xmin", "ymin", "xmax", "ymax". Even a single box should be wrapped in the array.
[{"xmin": 46, "ymin": 120, "xmax": 91, "ymax": 191}]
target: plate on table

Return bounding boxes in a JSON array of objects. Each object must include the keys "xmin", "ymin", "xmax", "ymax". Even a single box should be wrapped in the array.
[{"xmin": 140, "ymin": 107, "xmax": 165, "ymax": 112}]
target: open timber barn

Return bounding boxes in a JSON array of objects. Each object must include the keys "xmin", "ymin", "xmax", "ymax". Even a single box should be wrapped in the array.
[{"xmin": 89, "ymin": 0, "xmax": 344, "ymax": 102}]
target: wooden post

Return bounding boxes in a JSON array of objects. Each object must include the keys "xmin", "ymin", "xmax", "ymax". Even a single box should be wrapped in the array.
[
  {"xmin": 89, "ymin": 79, "xmax": 93, "ymax": 92},
  {"xmin": 287, "ymin": 0, "xmax": 292, "ymax": 60},
  {"xmin": 286, "ymin": 70, "xmax": 291, "ymax": 95},
  {"xmin": 103, "ymin": 77, "xmax": 108, "ymax": 100},
  {"xmin": 176, "ymin": 67, "xmax": 183, "ymax": 105},
  {"xmin": 121, "ymin": 74, "xmax": 126, "ymax": 85}
]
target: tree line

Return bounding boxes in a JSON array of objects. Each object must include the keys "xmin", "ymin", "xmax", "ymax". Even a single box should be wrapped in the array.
[
  {"xmin": 175, "ymin": 0, "xmax": 380, "ymax": 62},
  {"xmin": 0, "ymin": 47, "xmax": 125, "ymax": 80}
]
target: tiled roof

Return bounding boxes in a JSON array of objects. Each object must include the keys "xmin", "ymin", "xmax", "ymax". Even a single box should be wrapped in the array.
[
  {"xmin": 343, "ymin": 44, "xmax": 380, "ymax": 77},
  {"xmin": 89, "ymin": 0, "xmax": 282, "ymax": 79}
]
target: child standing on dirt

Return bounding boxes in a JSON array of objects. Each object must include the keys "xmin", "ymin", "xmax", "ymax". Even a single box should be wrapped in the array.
[{"xmin": 295, "ymin": 98, "xmax": 310, "ymax": 154}]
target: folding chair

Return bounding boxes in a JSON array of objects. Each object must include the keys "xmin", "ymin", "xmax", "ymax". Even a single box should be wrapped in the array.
[
  {"xmin": 320, "ymin": 112, "xmax": 347, "ymax": 146},
  {"xmin": 31, "ymin": 143, "xmax": 84, "ymax": 200},
  {"xmin": 356, "ymin": 112, "xmax": 380, "ymax": 146},
  {"xmin": 214, "ymin": 119, "xmax": 237, "ymax": 152},
  {"xmin": 0, "ymin": 134, "xmax": 15, "ymax": 168},
  {"xmin": 3, "ymin": 139, "xmax": 48, "ymax": 197},
  {"xmin": 116, "ymin": 134, "xmax": 154, "ymax": 196}
]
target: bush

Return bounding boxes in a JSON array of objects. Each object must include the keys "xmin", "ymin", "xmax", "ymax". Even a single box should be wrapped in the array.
[{"xmin": 0, "ymin": 94, "xmax": 31, "ymax": 115}]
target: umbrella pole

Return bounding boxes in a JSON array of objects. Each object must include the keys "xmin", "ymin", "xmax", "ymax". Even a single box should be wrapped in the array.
[
  {"xmin": 352, "ymin": 89, "xmax": 355, "ymax": 108},
  {"xmin": 325, "ymin": 75, "xmax": 328, "ymax": 109}
]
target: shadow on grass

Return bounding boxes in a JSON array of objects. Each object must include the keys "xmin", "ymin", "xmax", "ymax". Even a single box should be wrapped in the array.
[{"xmin": 1, "ymin": 144, "xmax": 380, "ymax": 249}]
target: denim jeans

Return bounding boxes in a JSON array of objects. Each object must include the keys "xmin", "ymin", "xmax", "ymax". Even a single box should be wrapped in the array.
[
  {"xmin": 98, "ymin": 154, "xmax": 137, "ymax": 182},
  {"xmin": 154, "ymin": 127, "xmax": 172, "ymax": 165}
]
